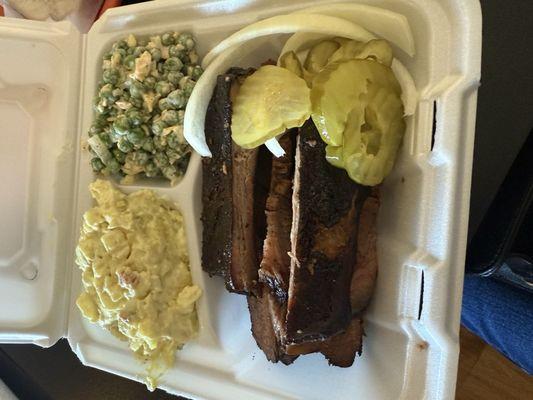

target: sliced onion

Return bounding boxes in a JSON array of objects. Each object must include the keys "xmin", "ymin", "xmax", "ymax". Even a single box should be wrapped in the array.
[
  {"xmin": 283, "ymin": 3, "xmax": 415, "ymax": 57},
  {"xmin": 391, "ymin": 59, "xmax": 418, "ymax": 116},
  {"xmin": 265, "ymin": 138, "xmax": 286, "ymax": 157},
  {"xmin": 202, "ymin": 13, "xmax": 375, "ymax": 68}
]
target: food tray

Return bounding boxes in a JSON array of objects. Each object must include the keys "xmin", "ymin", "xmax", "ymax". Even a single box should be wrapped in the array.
[{"xmin": 0, "ymin": 1, "xmax": 481, "ymax": 399}]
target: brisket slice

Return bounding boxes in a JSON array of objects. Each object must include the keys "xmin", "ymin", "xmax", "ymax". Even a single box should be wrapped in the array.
[
  {"xmin": 202, "ymin": 67, "xmax": 268, "ymax": 295},
  {"xmin": 249, "ymin": 131, "xmax": 297, "ymax": 364},
  {"xmin": 284, "ymin": 188, "xmax": 378, "ymax": 367},
  {"xmin": 257, "ymin": 131, "xmax": 297, "ymax": 303},
  {"xmin": 248, "ymin": 284, "xmax": 297, "ymax": 365},
  {"xmin": 286, "ymin": 120, "xmax": 369, "ymax": 344},
  {"xmin": 285, "ymin": 318, "xmax": 363, "ymax": 367},
  {"xmin": 351, "ymin": 187, "xmax": 379, "ymax": 315}
]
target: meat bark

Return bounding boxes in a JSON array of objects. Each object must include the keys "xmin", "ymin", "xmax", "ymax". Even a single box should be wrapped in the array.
[{"xmin": 286, "ymin": 120, "xmax": 369, "ymax": 343}]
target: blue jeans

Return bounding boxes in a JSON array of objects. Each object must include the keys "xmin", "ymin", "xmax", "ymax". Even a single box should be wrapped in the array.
[{"xmin": 461, "ymin": 274, "xmax": 533, "ymax": 374}]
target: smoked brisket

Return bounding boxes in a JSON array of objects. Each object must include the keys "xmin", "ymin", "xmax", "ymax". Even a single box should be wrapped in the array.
[
  {"xmin": 286, "ymin": 120, "xmax": 369, "ymax": 343},
  {"xmin": 202, "ymin": 68, "xmax": 266, "ymax": 295}
]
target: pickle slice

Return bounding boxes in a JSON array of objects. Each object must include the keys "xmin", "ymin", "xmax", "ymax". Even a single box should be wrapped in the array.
[
  {"xmin": 311, "ymin": 58, "xmax": 404, "ymax": 186},
  {"xmin": 279, "ymin": 51, "xmax": 304, "ymax": 77},
  {"xmin": 304, "ymin": 40, "xmax": 340, "ymax": 74},
  {"xmin": 328, "ymin": 39, "xmax": 393, "ymax": 66},
  {"xmin": 232, "ymin": 65, "xmax": 311, "ymax": 149}
]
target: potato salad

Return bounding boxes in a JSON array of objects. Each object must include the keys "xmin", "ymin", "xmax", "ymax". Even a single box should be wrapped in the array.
[
  {"xmin": 88, "ymin": 32, "xmax": 203, "ymax": 185},
  {"xmin": 75, "ymin": 180, "xmax": 201, "ymax": 390}
]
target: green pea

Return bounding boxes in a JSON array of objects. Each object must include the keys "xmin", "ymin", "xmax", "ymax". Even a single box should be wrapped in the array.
[
  {"xmin": 112, "ymin": 147, "xmax": 127, "ymax": 164},
  {"xmin": 102, "ymin": 68, "xmax": 120, "ymax": 85},
  {"xmin": 161, "ymin": 109, "xmax": 179, "ymax": 125},
  {"xmin": 158, "ymin": 98, "xmax": 173, "ymax": 111},
  {"xmin": 162, "ymin": 165, "xmax": 178, "ymax": 180},
  {"xmin": 155, "ymin": 81, "xmax": 173, "ymax": 96},
  {"xmin": 153, "ymin": 135, "xmax": 166, "ymax": 150},
  {"xmin": 179, "ymin": 53, "xmax": 190, "ymax": 65},
  {"xmin": 149, "ymin": 47, "xmax": 162, "ymax": 62},
  {"xmin": 133, "ymin": 46, "xmax": 146, "ymax": 57},
  {"xmin": 177, "ymin": 110, "xmax": 185, "ymax": 125},
  {"xmin": 133, "ymin": 150, "xmax": 150, "ymax": 166},
  {"xmin": 169, "ymin": 45, "xmax": 185, "ymax": 59},
  {"xmin": 113, "ymin": 114, "xmax": 130, "ymax": 135},
  {"xmin": 144, "ymin": 76, "xmax": 156, "ymax": 90},
  {"xmin": 107, "ymin": 107, "xmax": 118, "ymax": 118},
  {"xmin": 179, "ymin": 152, "xmax": 191, "ymax": 171},
  {"xmin": 123, "ymin": 55, "xmax": 136, "ymax": 70},
  {"xmin": 109, "ymin": 128, "xmax": 121, "ymax": 143},
  {"xmin": 166, "ymin": 89, "xmax": 186, "ymax": 108},
  {"xmin": 117, "ymin": 138, "xmax": 133, "ymax": 153},
  {"xmin": 125, "ymin": 108, "xmax": 145, "ymax": 126},
  {"xmin": 98, "ymin": 132, "xmax": 113, "ymax": 147},
  {"xmin": 144, "ymin": 161, "xmax": 159, "ymax": 177},
  {"xmin": 129, "ymin": 80, "xmax": 145, "ymax": 99},
  {"xmin": 166, "ymin": 147, "xmax": 180, "ymax": 162},
  {"xmin": 93, "ymin": 102, "xmax": 106, "ymax": 115},
  {"xmin": 188, "ymin": 65, "xmax": 203, "ymax": 80},
  {"xmin": 187, "ymin": 50, "xmax": 199, "ymax": 65},
  {"xmin": 99, "ymin": 83, "xmax": 115, "ymax": 100},
  {"xmin": 113, "ymin": 48, "xmax": 127, "ymax": 60},
  {"xmin": 142, "ymin": 137, "xmax": 155, "ymax": 153},
  {"xmin": 151, "ymin": 119, "xmax": 166, "ymax": 135},
  {"xmin": 167, "ymin": 132, "xmax": 182, "ymax": 149},
  {"xmin": 127, "ymin": 127, "xmax": 146, "ymax": 145},
  {"xmin": 107, "ymin": 157, "xmax": 121, "ymax": 174},
  {"xmin": 154, "ymin": 151, "xmax": 169, "ymax": 167},
  {"xmin": 164, "ymin": 57, "xmax": 183, "ymax": 72},
  {"xmin": 91, "ymin": 157, "xmax": 105, "ymax": 172},
  {"xmin": 113, "ymin": 40, "xmax": 128, "ymax": 50},
  {"xmin": 177, "ymin": 33, "xmax": 195, "ymax": 50},
  {"xmin": 138, "ymin": 38, "xmax": 148, "ymax": 47},
  {"xmin": 130, "ymin": 98, "xmax": 143, "ymax": 108},
  {"xmin": 103, "ymin": 51, "xmax": 113, "ymax": 61},
  {"xmin": 88, "ymin": 124, "xmax": 101, "ymax": 137},
  {"xmin": 112, "ymin": 88, "xmax": 123, "ymax": 98},
  {"xmin": 179, "ymin": 77, "xmax": 196, "ymax": 98},
  {"xmin": 161, "ymin": 32, "xmax": 175, "ymax": 46},
  {"xmin": 167, "ymin": 71, "xmax": 184, "ymax": 86}
]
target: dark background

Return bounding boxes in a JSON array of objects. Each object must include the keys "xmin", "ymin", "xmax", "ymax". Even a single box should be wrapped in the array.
[{"xmin": 1, "ymin": 0, "xmax": 532, "ymax": 399}]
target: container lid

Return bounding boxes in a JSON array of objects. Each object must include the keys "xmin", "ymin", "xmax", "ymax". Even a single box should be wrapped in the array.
[{"xmin": 0, "ymin": 18, "xmax": 82, "ymax": 346}]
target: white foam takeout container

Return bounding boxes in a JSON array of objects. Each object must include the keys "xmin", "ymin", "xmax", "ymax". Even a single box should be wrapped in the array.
[{"xmin": 0, "ymin": 1, "xmax": 481, "ymax": 399}]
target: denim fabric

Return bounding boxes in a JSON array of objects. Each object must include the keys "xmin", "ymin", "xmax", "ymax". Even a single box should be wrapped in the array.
[{"xmin": 461, "ymin": 274, "xmax": 533, "ymax": 374}]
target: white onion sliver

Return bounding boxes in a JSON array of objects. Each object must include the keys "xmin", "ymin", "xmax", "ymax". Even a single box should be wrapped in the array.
[
  {"xmin": 265, "ymin": 138, "xmax": 286, "ymax": 157},
  {"xmin": 202, "ymin": 14, "xmax": 375, "ymax": 68},
  {"xmin": 391, "ymin": 59, "xmax": 418, "ymax": 116}
]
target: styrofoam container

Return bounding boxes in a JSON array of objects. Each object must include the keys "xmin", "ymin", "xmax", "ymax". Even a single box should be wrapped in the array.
[{"xmin": 0, "ymin": 1, "xmax": 481, "ymax": 399}]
